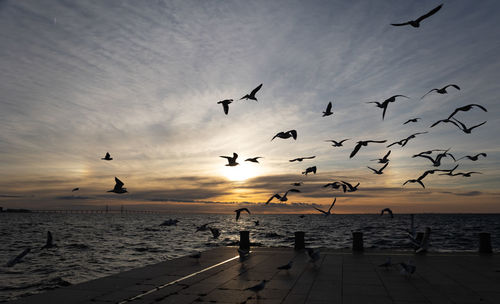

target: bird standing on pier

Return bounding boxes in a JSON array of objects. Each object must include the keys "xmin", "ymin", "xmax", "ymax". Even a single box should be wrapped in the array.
[
  {"xmin": 277, "ymin": 260, "xmax": 293, "ymax": 271},
  {"xmin": 245, "ymin": 280, "xmax": 268, "ymax": 298},
  {"xmin": 379, "ymin": 257, "xmax": 393, "ymax": 269}
]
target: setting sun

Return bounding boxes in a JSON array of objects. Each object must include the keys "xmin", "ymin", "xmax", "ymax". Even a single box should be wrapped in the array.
[{"xmin": 220, "ymin": 163, "xmax": 259, "ymax": 181}]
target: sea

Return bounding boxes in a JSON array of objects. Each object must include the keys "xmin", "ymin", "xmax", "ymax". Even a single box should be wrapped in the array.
[{"xmin": 1, "ymin": 212, "xmax": 499, "ymax": 302}]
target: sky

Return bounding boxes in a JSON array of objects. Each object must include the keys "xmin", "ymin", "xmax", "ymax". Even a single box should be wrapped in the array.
[{"xmin": 0, "ymin": 0, "xmax": 499, "ymax": 213}]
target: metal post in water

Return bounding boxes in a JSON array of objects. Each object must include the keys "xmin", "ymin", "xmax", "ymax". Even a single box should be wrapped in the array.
[
  {"xmin": 479, "ymin": 232, "xmax": 492, "ymax": 253},
  {"xmin": 352, "ymin": 231, "xmax": 363, "ymax": 251},
  {"xmin": 294, "ymin": 231, "xmax": 305, "ymax": 250},
  {"xmin": 239, "ymin": 231, "xmax": 250, "ymax": 250}
]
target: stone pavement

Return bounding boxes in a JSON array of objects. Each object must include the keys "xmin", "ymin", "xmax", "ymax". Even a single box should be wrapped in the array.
[{"xmin": 8, "ymin": 247, "xmax": 500, "ymax": 304}]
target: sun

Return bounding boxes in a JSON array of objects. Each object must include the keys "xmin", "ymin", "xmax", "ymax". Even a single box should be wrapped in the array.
[{"xmin": 220, "ymin": 163, "xmax": 259, "ymax": 182}]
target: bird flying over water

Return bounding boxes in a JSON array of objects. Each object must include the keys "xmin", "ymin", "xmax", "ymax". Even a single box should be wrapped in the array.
[
  {"xmin": 371, "ymin": 150, "xmax": 391, "ymax": 163},
  {"xmin": 322, "ymin": 101, "xmax": 333, "ymax": 117},
  {"xmin": 217, "ymin": 99, "xmax": 233, "ymax": 115},
  {"xmin": 367, "ymin": 162, "xmax": 389, "ymax": 175},
  {"xmin": 101, "ymin": 152, "xmax": 113, "ymax": 161},
  {"xmin": 108, "ymin": 177, "xmax": 127, "ymax": 194},
  {"xmin": 447, "ymin": 104, "xmax": 487, "ymax": 119},
  {"xmin": 421, "ymin": 84, "xmax": 460, "ymax": 99},
  {"xmin": 302, "ymin": 166, "xmax": 317, "ymax": 175},
  {"xmin": 240, "ymin": 84, "xmax": 262, "ymax": 101},
  {"xmin": 380, "ymin": 208, "xmax": 394, "ymax": 218},
  {"xmin": 457, "ymin": 153, "xmax": 487, "ymax": 162},
  {"xmin": 313, "ymin": 198, "xmax": 336, "ymax": 216},
  {"xmin": 272, "ymin": 130, "xmax": 297, "ymax": 141},
  {"xmin": 71, "ymin": 188, "xmax": 79, "ymax": 192},
  {"xmin": 245, "ymin": 157, "xmax": 262, "ymax": 163},
  {"xmin": 391, "ymin": 4, "xmax": 443, "ymax": 28},
  {"xmin": 289, "ymin": 156, "xmax": 315, "ymax": 162},
  {"xmin": 210, "ymin": 227, "xmax": 221, "ymax": 239},
  {"xmin": 403, "ymin": 118, "xmax": 420, "ymax": 124},
  {"xmin": 325, "ymin": 139, "xmax": 349, "ymax": 147},
  {"xmin": 41, "ymin": 231, "xmax": 55, "ymax": 250},
  {"xmin": 350, "ymin": 140, "xmax": 387, "ymax": 158},
  {"xmin": 234, "ymin": 208, "xmax": 250, "ymax": 221},
  {"xmin": 266, "ymin": 189, "xmax": 301, "ymax": 204},
  {"xmin": 220, "ymin": 153, "xmax": 239, "ymax": 166}
]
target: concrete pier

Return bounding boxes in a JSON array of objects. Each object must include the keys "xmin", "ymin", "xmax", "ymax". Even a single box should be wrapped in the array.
[{"xmin": 8, "ymin": 247, "xmax": 500, "ymax": 304}]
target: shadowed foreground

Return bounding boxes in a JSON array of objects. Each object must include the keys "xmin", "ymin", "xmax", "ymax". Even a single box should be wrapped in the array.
[{"xmin": 8, "ymin": 247, "xmax": 500, "ymax": 304}]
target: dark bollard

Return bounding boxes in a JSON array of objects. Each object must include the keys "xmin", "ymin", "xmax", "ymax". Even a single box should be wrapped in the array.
[
  {"xmin": 294, "ymin": 231, "xmax": 305, "ymax": 250},
  {"xmin": 479, "ymin": 233, "xmax": 492, "ymax": 254},
  {"xmin": 239, "ymin": 231, "xmax": 250, "ymax": 250},
  {"xmin": 352, "ymin": 231, "xmax": 363, "ymax": 251}
]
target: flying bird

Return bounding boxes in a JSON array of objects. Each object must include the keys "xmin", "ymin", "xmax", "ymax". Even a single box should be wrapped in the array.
[
  {"xmin": 254, "ymin": 220, "xmax": 260, "ymax": 226},
  {"xmin": 371, "ymin": 150, "xmax": 391, "ymax": 163},
  {"xmin": 240, "ymin": 84, "xmax": 263, "ymax": 101},
  {"xmin": 447, "ymin": 104, "xmax": 487, "ymax": 119},
  {"xmin": 71, "ymin": 188, "xmax": 79, "ymax": 192},
  {"xmin": 380, "ymin": 208, "xmax": 394, "ymax": 218},
  {"xmin": 291, "ymin": 182, "xmax": 303, "ymax": 186},
  {"xmin": 220, "ymin": 153, "xmax": 239, "ymax": 166},
  {"xmin": 41, "ymin": 231, "xmax": 55, "ymax": 250},
  {"xmin": 302, "ymin": 166, "xmax": 317, "ymax": 175},
  {"xmin": 217, "ymin": 99, "xmax": 233, "ymax": 115},
  {"xmin": 325, "ymin": 139, "xmax": 349, "ymax": 147},
  {"xmin": 367, "ymin": 162, "xmax": 389, "ymax": 175},
  {"xmin": 391, "ymin": 4, "xmax": 443, "ymax": 28},
  {"xmin": 387, "ymin": 132, "xmax": 427, "ymax": 148},
  {"xmin": 430, "ymin": 118, "xmax": 461, "ymax": 129},
  {"xmin": 313, "ymin": 198, "xmax": 336, "ymax": 216},
  {"xmin": 245, "ymin": 157, "xmax": 262, "ymax": 163},
  {"xmin": 266, "ymin": 189, "xmax": 301, "ymax": 204},
  {"xmin": 403, "ymin": 118, "xmax": 420, "ymax": 124},
  {"xmin": 289, "ymin": 156, "xmax": 315, "ymax": 162},
  {"xmin": 421, "ymin": 84, "xmax": 460, "ymax": 99},
  {"xmin": 456, "ymin": 153, "xmax": 487, "ymax": 162},
  {"xmin": 413, "ymin": 149, "xmax": 455, "ymax": 167},
  {"xmin": 272, "ymin": 130, "xmax": 297, "ymax": 141},
  {"xmin": 107, "ymin": 177, "xmax": 127, "ymax": 194},
  {"xmin": 210, "ymin": 227, "xmax": 221, "ymax": 239},
  {"xmin": 403, "ymin": 178, "xmax": 425, "ymax": 189},
  {"xmin": 101, "ymin": 152, "xmax": 113, "ymax": 161},
  {"xmin": 403, "ymin": 169, "xmax": 449, "ymax": 188},
  {"xmin": 341, "ymin": 181, "xmax": 359, "ymax": 192},
  {"xmin": 439, "ymin": 164, "xmax": 459, "ymax": 176},
  {"xmin": 450, "ymin": 171, "xmax": 482, "ymax": 177},
  {"xmin": 234, "ymin": 208, "xmax": 250, "ymax": 221},
  {"xmin": 322, "ymin": 101, "xmax": 333, "ymax": 117},
  {"xmin": 350, "ymin": 140, "xmax": 387, "ymax": 158},
  {"xmin": 451, "ymin": 118, "xmax": 486, "ymax": 134},
  {"xmin": 196, "ymin": 223, "xmax": 214, "ymax": 232},
  {"xmin": 323, "ymin": 181, "xmax": 343, "ymax": 189}
]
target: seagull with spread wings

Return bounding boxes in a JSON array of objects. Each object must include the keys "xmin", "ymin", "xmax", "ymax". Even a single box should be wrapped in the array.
[
  {"xmin": 108, "ymin": 177, "xmax": 128, "ymax": 194},
  {"xmin": 451, "ymin": 118, "xmax": 486, "ymax": 134},
  {"xmin": 220, "ymin": 153, "xmax": 239, "ymax": 166},
  {"xmin": 421, "ymin": 84, "xmax": 460, "ymax": 99},
  {"xmin": 447, "ymin": 104, "xmax": 488, "ymax": 119},
  {"xmin": 313, "ymin": 198, "xmax": 336, "ymax": 216},
  {"xmin": 341, "ymin": 181, "xmax": 359, "ymax": 192},
  {"xmin": 368, "ymin": 162, "xmax": 389, "ymax": 175},
  {"xmin": 371, "ymin": 150, "xmax": 391, "ymax": 163},
  {"xmin": 245, "ymin": 157, "xmax": 263, "ymax": 163},
  {"xmin": 456, "ymin": 153, "xmax": 487, "ymax": 162},
  {"xmin": 217, "ymin": 99, "xmax": 233, "ymax": 115},
  {"xmin": 391, "ymin": 4, "xmax": 443, "ymax": 28},
  {"xmin": 101, "ymin": 152, "xmax": 113, "ymax": 161},
  {"xmin": 403, "ymin": 118, "xmax": 420, "ymax": 124},
  {"xmin": 325, "ymin": 139, "xmax": 349, "ymax": 147},
  {"xmin": 289, "ymin": 156, "xmax": 315, "ymax": 162},
  {"xmin": 380, "ymin": 208, "xmax": 394, "ymax": 218},
  {"xmin": 234, "ymin": 208, "xmax": 251, "ymax": 221},
  {"xmin": 266, "ymin": 189, "xmax": 301, "ymax": 204},
  {"xmin": 350, "ymin": 140, "xmax": 387, "ymax": 158},
  {"xmin": 322, "ymin": 101, "xmax": 333, "ymax": 117},
  {"xmin": 240, "ymin": 84, "xmax": 262, "ymax": 101},
  {"xmin": 302, "ymin": 166, "xmax": 317, "ymax": 175},
  {"xmin": 272, "ymin": 130, "xmax": 297, "ymax": 141}
]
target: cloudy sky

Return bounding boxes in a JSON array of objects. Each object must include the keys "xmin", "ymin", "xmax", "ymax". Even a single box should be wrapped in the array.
[{"xmin": 0, "ymin": 0, "xmax": 499, "ymax": 213}]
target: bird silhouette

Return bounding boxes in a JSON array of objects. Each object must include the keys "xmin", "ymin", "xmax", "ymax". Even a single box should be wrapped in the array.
[
  {"xmin": 41, "ymin": 231, "xmax": 55, "ymax": 250},
  {"xmin": 403, "ymin": 178, "xmax": 425, "ymax": 189},
  {"xmin": 371, "ymin": 150, "xmax": 391, "ymax": 163},
  {"xmin": 451, "ymin": 118, "xmax": 486, "ymax": 134},
  {"xmin": 240, "ymin": 84, "xmax": 263, "ymax": 101},
  {"xmin": 234, "ymin": 208, "xmax": 250, "ymax": 221},
  {"xmin": 323, "ymin": 181, "xmax": 343, "ymax": 189},
  {"xmin": 439, "ymin": 164, "xmax": 459, "ymax": 176},
  {"xmin": 380, "ymin": 208, "xmax": 394, "ymax": 218},
  {"xmin": 245, "ymin": 157, "xmax": 262, "ymax": 163},
  {"xmin": 71, "ymin": 187, "xmax": 79, "ymax": 192},
  {"xmin": 387, "ymin": 132, "xmax": 427, "ymax": 148},
  {"xmin": 322, "ymin": 101, "xmax": 333, "ymax": 117},
  {"xmin": 325, "ymin": 139, "xmax": 349, "ymax": 147},
  {"xmin": 302, "ymin": 166, "xmax": 317, "ymax": 175},
  {"xmin": 108, "ymin": 177, "xmax": 127, "ymax": 194},
  {"xmin": 101, "ymin": 152, "xmax": 113, "ymax": 161},
  {"xmin": 272, "ymin": 130, "xmax": 297, "ymax": 141},
  {"xmin": 450, "ymin": 171, "xmax": 482, "ymax": 177},
  {"xmin": 245, "ymin": 280, "xmax": 268, "ymax": 297},
  {"xmin": 421, "ymin": 84, "xmax": 460, "ymax": 99},
  {"xmin": 217, "ymin": 99, "xmax": 233, "ymax": 115},
  {"xmin": 430, "ymin": 118, "xmax": 461, "ymax": 129},
  {"xmin": 413, "ymin": 149, "xmax": 455, "ymax": 167},
  {"xmin": 341, "ymin": 181, "xmax": 359, "ymax": 192},
  {"xmin": 399, "ymin": 261, "xmax": 416, "ymax": 277},
  {"xmin": 209, "ymin": 227, "xmax": 221, "ymax": 239},
  {"xmin": 350, "ymin": 140, "xmax": 387, "ymax": 158},
  {"xmin": 404, "ymin": 169, "xmax": 449, "ymax": 188},
  {"xmin": 196, "ymin": 223, "xmax": 214, "ymax": 232},
  {"xmin": 456, "ymin": 153, "xmax": 487, "ymax": 161},
  {"xmin": 380, "ymin": 95, "xmax": 409, "ymax": 119},
  {"xmin": 266, "ymin": 189, "xmax": 301, "ymax": 204},
  {"xmin": 367, "ymin": 162, "xmax": 389, "ymax": 175},
  {"xmin": 220, "ymin": 153, "xmax": 239, "ymax": 166},
  {"xmin": 313, "ymin": 198, "xmax": 336, "ymax": 216},
  {"xmin": 447, "ymin": 104, "xmax": 487, "ymax": 119},
  {"xmin": 291, "ymin": 182, "xmax": 303, "ymax": 186},
  {"xmin": 403, "ymin": 118, "xmax": 420, "ymax": 124},
  {"xmin": 391, "ymin": 4, "xmax": 442, "ymax": 28},
  {"xmin": 289, "ymin": 156, "xmax": 315, "ymax": 162}
]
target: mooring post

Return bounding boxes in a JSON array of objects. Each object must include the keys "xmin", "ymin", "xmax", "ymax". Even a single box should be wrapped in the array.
[
  {"xmin": 352, "ymin": 231, "xmax": 363, "ymax": 251},
  {"xmin": 479, "ymin": 232, "xmax": 492, "ymax": 254},
  {"xmin": 294, "ymin": 231, "xmax": 305, "ymax": 250},
  {"xmin": 239, "ymin": 231, "xmax": 250, "ymax": 250}
]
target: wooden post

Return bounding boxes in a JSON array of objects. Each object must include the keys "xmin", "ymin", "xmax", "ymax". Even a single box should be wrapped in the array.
[
  {"xmin": 479, "ymin": 232, "xmax": 492, "ymax": 254},
  {"xmin": 239, "ymin": 231, "xmax": 250, "ymax": 250},
  {"xmin": 352, "ymin": 231, "xmax": 363, "ymax": 251},
  {"xmin": 294, "ymin": 231, "xmax": 305, "ymax": 250}
]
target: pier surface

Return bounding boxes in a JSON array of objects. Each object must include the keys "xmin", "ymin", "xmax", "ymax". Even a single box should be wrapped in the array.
[{"xmin": 8, "ymin": 247, "xmax": 500, "ymax": 304}]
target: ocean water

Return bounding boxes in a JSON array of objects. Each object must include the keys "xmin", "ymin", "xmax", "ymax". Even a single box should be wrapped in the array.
[{"xmin": 0, "ymin": 212, "xmax": 499, "ymax": 302}]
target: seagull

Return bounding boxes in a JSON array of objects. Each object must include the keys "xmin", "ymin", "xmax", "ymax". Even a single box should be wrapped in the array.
[
  {"xmin": 413, "ymin": 149, "xmax": 455, "ymax": 167},
  {"xmin": 277, "ymin": 260, "xmax": 293, "ymax": 271},
  {"xmin": 403, "ymin": 178, "xmax": 425, "ymax": 189},
  {"xmin": 101, "ymin": 152, "xmax": 113, "ymax": 161},
  {"xmin": 234, "ymin": 208, "xmax": 251, "ymax": 221},
  {"xmin": 350, "ymin": 140, "xmax": 387, "ymax": 158},
  {"xmin": 438, "ymin": 164, "xmax": 459, "ymax": 176},
  {"xmin": 379, "ymin": 257, "xmax": 393, "ymax": 269},
  {"xmin": 266, "ymin": 189, "xmax": 301, "ymax": 204},
  {"xmin": 196, "ymin": 223, "xmax": 214, "ymax": 232},
  {"xmin": 240, "ymin": 84, "xmax": 263, "ymax": 101},
  {"xmin": 380, "ymin": 95, "xmax": 409, "ymax": 120},
  {"xmin": 272, "ymin": 130, "xmax": 297, "ymax": 141},
  {"xmin": 447, "ymin": 104, "xmax": 487, "ymax": 119},
  {"xmin": 403, "ymin": 118, "xmax": 421, "ymax": 124},
  {"xmin": 107, "ymin": 177, "xmax": 128, "ymax": 194},
  {"xmin": 387, "ymin": 132, "xmax": 427, "ymax": 148},
  {"xmin": 403, "ymin": 169, "xmax": 449, "ymax": 188},
  {"xmin": 421, "ymin": 84, "xmax": 460, "ymax": 99},
  {"xmin": 323, "ymin": 181, "xmax": 343, "ymax": 189},
  {"xmin": 371, "ymin": 150, "xmax": 391, "ymax": 163},
  {"xmin": 450, "ymin": 171, "xmax": 482, "ymax": 177},
  {"xmin": 313, "ymin": 198, "xmax": 336, "ymax": 216},
  {"xmin": 391, "ymin": 4, "xmax": 442, "ymax": 28},
  {"xmin": 456, "ymin": 153, "xmax": 487, "ymax": 161},
  {"xmin": 380, "ymin": 208, "xmax": 394, "ymax": 218},
  {"xmin": 307, "ymin": 248, "xmax": 321, "ymax": 263},
  {"xmin": 430, "ymin": 118, "xmax": 461, "ymax": 129},
  {"xmin": 322, "ymin": 101, "xmax": 333, "ymax": 117},
  {"xmin": 5, "ymin": 248, "xmax": 31, "ymax": 267},
  {"xmin": 245, "ymin": 280, "xmax": 268, "ymax": 297},
  {"xmin": 451, "ymin": 118, "xmax": 486, "ymax": 134},
  {"xmin": 245, "ymin": 157, "xmax": 263, "ymax": 163},
  {"xmin": 217, "ymin": 99, "xmax": 233, "ymax": 115},
  {"xmin": 367, "ymin": 162, "xmax": 389, "ymax": 175},
  {"xmin": 71, "ymin": 188, "xmax": 79, "ymax": 192},
  {"xmin": 254, "ymin": 220, "xmax": 260, "ymax": 226},
  {"xmin": 41, "ymin": 231, "xmax": 55, "ymax": 250},
  {"xmin": 210, "ymin": 227, "xmax": 221, "ymax": 239},
  {"xmin": 291, "ymin": 182, "xmax": 303, "ymax": 186},
  {"xmin": 399, "ymin": 261, "xmax": 416, "ymax": 277},
  {"xmin": 289, "ymin": 156, "xmax": 315, "ymax": 162},
  {"xmin": 302, "ymin": 166, "xmax": 317, "ymax": 175},
  {"xmin": 341, "ymin": 181, "xmax": 359, "ymax": 192},
  {"xmin": 325, "ymin": 139, "xmax": 349, "ymax": 147},
  {"xmin": 220, "ymin": 153, "xmax": 239, "ymax": 166}
]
